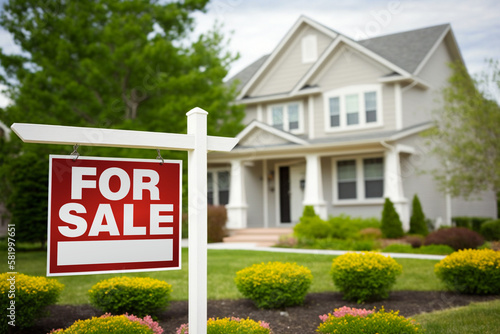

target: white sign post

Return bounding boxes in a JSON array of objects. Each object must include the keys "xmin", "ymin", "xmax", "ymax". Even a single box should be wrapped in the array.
[{"xmin": 11, "ymin": 107, "xmax": 238, "ymax": 334}]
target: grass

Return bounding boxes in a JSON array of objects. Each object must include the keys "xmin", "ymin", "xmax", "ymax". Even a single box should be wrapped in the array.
[
  {"xmin": 413, "ymin": 299, "xmax": 500, "ymax": 334},
  {"xmin": 0, "ymin": 248, "xmax": 442, "ymax": 305}
]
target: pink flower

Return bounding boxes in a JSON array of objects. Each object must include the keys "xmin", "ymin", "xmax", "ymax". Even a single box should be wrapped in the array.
[{"xmin": 319, "ymin": 306, "xmax": 374, "ymax": 322}]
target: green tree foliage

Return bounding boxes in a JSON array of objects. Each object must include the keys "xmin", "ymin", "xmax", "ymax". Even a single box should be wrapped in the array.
[
  {"xmin": 409, "ymin": 194, "xmax": 428, "ymax": 236},
  {"xmin": 425, "ymin": 59, "xmax": 500, "ymax": 209},
  {"xmin": 0, "ymin": 0, "xmax": 245, "ymax": 244},
  {"xmin": 381, "ymin": 198, "xmax": 404, "ymax": 239}
]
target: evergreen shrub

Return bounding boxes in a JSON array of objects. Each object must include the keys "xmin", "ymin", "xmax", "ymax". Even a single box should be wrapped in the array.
[
  {"xmin": 317, "ymin": 307, "xmax": 424, "ymax": 333},
  {"xmin": 176, "ymin": 317, "xmax": 272, "ymax": 334},
  {"xmin": 0, "ymin": 273, "xmax": 64, "ymax": 332},
  {"xmin": 452, "ymin": 216, "xmax": 491, "ymax": 232},
  {"xmin": 409, "ymin": 194, "xmax": 428, "ymax": 236},
  {"xmin": 330, "ymin": 252, "xmax": 402, "ymax": 303},
  {"xmin": 235, "ymin": 261, "xmax": 313, "ymax": 309},
  {"xmin": 424, "ymin": 227, "xmax": 484, "ymax": 250},
  {"xmin": 381, "ymin": 198, "xmax": 404, "ymax": 238},
  {"xmin": 88, "ymin": 277, "xmax": 172, "ymax": 317},
  {"xmin": 480, "ymin": 219, "xmax": 500, "ymax": 241},
  {"xmin": 435, "ymin": 248, "xmax": 500, "ymax": 294},
  {"xmin": 50, "ymin": 313, "xmax": 162, "ymax": 334}
]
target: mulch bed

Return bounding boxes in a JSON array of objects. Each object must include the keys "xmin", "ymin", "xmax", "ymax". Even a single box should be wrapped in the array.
[{"xmin": 31, "ymin": 291, "xmax": 499, "ymax": 333}]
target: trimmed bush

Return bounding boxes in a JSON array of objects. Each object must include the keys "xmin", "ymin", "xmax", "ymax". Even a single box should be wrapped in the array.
[
  {"xmin": 359, "ymin": 227, "xmax": 382, "ymax": 240},
  {"xmin": 404, "ymin": 235, "xmax": 424, "ymax": 248},
  {"xmin": 424, "ymin": 227, "xmax": 485, "ymax": 250},
  {"xmin": 330, "ymin": 252, "xmax": 402, "ymax": 303},
  {"xmin": 207, "ymin": 205, "xmax": 227, "ymax": 242},
  {"xmin": 88, "ymin": 277, "xmax": 172, "ymax": 317},
  {"xmin": 328, "ymin": 215, "xmax": 381, "ymax": 239},
  {"xmin": 435, "ymin": 248, "xmax": 500, "ymax": 295},
  {"xmin": 409, "ymin": 194, "xmax": 428, "ymax": 236},
  {"xmin": 452, "ymin": 216, "xmax": 492, "ymax": 232},
  {"xmin": 317, "ymin": 307, "xmax": 424, "ymax": 333},
  {"xmin": 234, "ymin": 261, "xmax": 313, "ymax": 309},
  {"xmin": 480, "ymin": 219, "xmax": 500, "ymax": 241},
  {"xmin": 50, "ymin": 313, "xmax": 162, "ymax": 334},
  {"xmin": 381, "ymin": 198, "xmax": 404, "ymax": 238},
  {"xmin": 176, "ymin": 317, "xmax": 272, "ymax": 334},
  {"xmin": 293, "ymin": 214, "xmax": 333, "ymax": 239},
  {"xmin": 0, "ymin": 273, "xmax": 64, "ymax": 332}
]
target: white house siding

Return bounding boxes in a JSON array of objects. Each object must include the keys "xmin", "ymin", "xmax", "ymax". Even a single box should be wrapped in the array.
[
  {"xmin": 450, "ymin": 192, "xmax": 497, "ymax": 219},
  {"xmin": 381, "ymin": 84, "xmax": 396, "ymax": 130},
  {"xmin": 242, "ymin": 105, "xmax": 258, "ymax": 125},
  {"xmin": 250, "ymin": 25, "xmax": 333, "ymax": 97},
  {"xmin": 313, "ymin": 45, "xmax": 393, "ymax": 138},
  {"xmin": 402, "ymin": 42, "xmax": 454, "ymax": 129}
]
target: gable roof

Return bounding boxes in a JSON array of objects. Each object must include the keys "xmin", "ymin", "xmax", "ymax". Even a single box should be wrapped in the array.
[
  {"xmin": 358, "ymin": 24, "xmax": 450, "ymax": 74},
  {"xmin": 236, "ymin": 120, "xmax": 308, "ymax": 147},
  {"xmin": 228, "ymin": 17, "xmax": 460, "ymax": 100}
]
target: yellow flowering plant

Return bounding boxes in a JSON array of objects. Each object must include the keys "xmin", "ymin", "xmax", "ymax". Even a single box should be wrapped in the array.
[
  {"xmin": 88, "ymin": 276, "xmax": 172, "ymax": 317},
  {"xmin": 176, "ymin": 317, "xmax": 272, "ymax": 334},
  {"xmin": 435, "ymin": 248, "xmax": 500, "ymax": 294},
  {"xmin": 234, "ymin": 261, "xmax": 313, "ymax": 309},
  {"xmin": 330, "ymin": 252, "xmax": 402, "ymax": 303},
  {"xmin": 317, "ymin": 307, "xmax": 424, "ymax": 333},
  {"xmin": 0, "ymin": 273, "xmax": 64, "ymax": 332}
]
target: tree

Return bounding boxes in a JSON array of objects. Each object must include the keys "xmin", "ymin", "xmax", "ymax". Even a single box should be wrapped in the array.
[
  {"xmin": 409, "ymin": 194, "xmax": 428, "ymax": 236},
  {"xmin": 0, "ymin": 0, "xmax": 245, "ymax": 244},
  {"xmin": 381, "ymin": 198, "xmax": 404, "ymax": 239},
  {"xmin": 425, "ymin": 59, "xmax": 500, "ymax": 210}
]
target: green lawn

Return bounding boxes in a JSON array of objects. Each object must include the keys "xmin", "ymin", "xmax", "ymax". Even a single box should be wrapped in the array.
[
  {"xmin": 414, "ymin": 299, "xmax": 500, "ymax": 334},
  {"xmin": 1, "ymin": 248, "xmax": 442, "ymax": 305}
]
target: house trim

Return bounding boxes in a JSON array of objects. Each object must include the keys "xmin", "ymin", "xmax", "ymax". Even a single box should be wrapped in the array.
[{"xmin": 236, "ymin": 120, "xmax": 308, "ymax": 146}]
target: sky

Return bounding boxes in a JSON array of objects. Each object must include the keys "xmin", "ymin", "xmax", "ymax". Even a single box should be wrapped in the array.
[{"xmin": 0, "ymin": 0, "xmax": 499, "ymax": 107}]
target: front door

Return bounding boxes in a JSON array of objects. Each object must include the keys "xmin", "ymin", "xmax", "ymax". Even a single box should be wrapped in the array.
[
  {"xmin": 278, "ymin": 164, "xmax": 306, "ymax": 224},
  {"xmin": 279, "ymin": 166, "xmax": 291, "ymax": 223}
]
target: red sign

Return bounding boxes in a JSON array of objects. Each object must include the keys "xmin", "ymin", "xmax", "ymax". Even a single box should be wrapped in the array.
[{"xmin": 47, "ymin": 155, "xmax": 182, "ymax": 276}]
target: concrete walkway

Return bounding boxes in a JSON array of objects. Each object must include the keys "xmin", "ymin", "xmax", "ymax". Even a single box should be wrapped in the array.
[{"xmin": 181, "ymin": 239, "xmax": 446, "ymax": 260}]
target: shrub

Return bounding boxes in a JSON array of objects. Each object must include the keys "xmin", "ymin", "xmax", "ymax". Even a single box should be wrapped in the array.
[
  {"xmin": 319, "ymin": 306, "xmax": 374, "ymax": 322},
  {"xmin": 359, "ymin": 227, "xmax": 382, "ymax": 240},
  {"xmin": 207, "ymin": 205, "xmax": 227, "ymax": 242},
  {"xmin": 328, "ymin": 215, "xmax": 380, "ymax": 239},
  {"xmin": 435, "ymin": 248, "xmax": 500, "ymax": 294},
  {"xmin": 296, "ymin": 237, "xmax": 377, "ymax": 251},
  {"xmin": 480, "ymin": 219, "xmax": 500, "ymax": 241},
  {"xmin": 0, "ymin": 273, "xmax": 64, "ymax": 332},
  {"xmin": 302, "ymin": 205, "xmax": 317, "ymax": 218},
  {"xmin": 176, "ymin": 317, "xmax": 272, "ymax": 334},
  {"xmin": 330, "ymin": 252, "xmax": 402, "ymax": 303},
  {"xmin": 317, "ymin": 307, "xmax": 424, "ymax": 333},
  {"xmin": 88, "ymin": 277, "xmax": 172, "ymax": 317},
  {"xmin": 409, "ymin": 194, "xmax": 428, "ymax": 236},
  {"xmin": 381, "ymin": 198, "xmax": 404, "ymax": 238},
  {"xmin": 234, "ymin": 261, "xmax": 313, "ymax": 309},
  {"xmin": 404, "ymin": 235, "xmax": 424, "ymax": 248},
  {"xmin": 50, "ymin": 313, "xmax": 162, "ymax": 333},
  {"xmin": 294, "ymin": 215, "xmax": 333, "ymax": 239},
  {"xmin": 424, "ymin": 227, "xmax": 485, "ymax": 250},
  {"xmin": 382, "ymin": 243, "xmax": 415, "ymax": 254},
  {"xmin": 452, "ymin": 216, "xmax": 492, "ymax": 232}
]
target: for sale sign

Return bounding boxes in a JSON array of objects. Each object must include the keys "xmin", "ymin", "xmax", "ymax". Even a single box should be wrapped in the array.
[{"xmin": 47, "ymin": 155, "xmax": 182, "ymax": 276}]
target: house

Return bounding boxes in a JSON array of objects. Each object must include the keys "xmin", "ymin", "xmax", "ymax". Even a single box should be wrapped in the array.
[{"xmin": 207, "ymin": 16, "xmax": 497, "ymax": 231}]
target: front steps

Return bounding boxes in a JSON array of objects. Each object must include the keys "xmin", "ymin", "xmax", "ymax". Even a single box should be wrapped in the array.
[{"xmin": 223, "ymin": 228, "xmax": 294, "ymax": 247}]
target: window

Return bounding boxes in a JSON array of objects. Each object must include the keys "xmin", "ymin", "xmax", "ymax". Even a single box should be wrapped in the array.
[
  {"xmin": 207, "ymin": 170, "xmax": 230, "ymax": 205},
  {"xmin": 269, "ymin": 102, "xmax": 303, "ymax": 133},
  {"xmin": 334, "ymin": 157, "xmax": 384, "ymax": 202},
  {"xmin": 301, "ymin": 35, "xmax": 318, "ymax": 63},
  {"xmin": 325, "ymin": 85, "xmax": 382, "ymax": 131}
]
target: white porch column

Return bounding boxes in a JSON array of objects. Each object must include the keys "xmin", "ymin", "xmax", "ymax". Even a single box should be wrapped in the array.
[
  {"xmin": 383, "ymin": 145, "xmax": 409, "ymax": 230},
  {"xmin": 226, "ymin": 159, "xmax": 248, "ymax": 229},
  {"xmin": 303, "ymin": 154, "xmax": 327, "ymax": 219}
]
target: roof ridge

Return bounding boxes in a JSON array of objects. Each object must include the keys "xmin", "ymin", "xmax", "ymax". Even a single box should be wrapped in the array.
[{"xmin": 359, "ymin": 23, "xmax": 450, "ymax": 42}]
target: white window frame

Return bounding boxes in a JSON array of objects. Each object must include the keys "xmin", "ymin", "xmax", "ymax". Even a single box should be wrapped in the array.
[
  {"xmin": 267, "ymin": 101, "xmax": 305, "ymax": 134},
  {"xmin": 302, "ymin": 34, "xmax": 318, "ymax": 63},
  {"xmin": 331, "ymin": 155, "xmax": 385, "ymax": 205},
  {"xmin": 324, "ymin": 84, "xmax": 383, "ymax": 133},
  {"xmin": 207, "ymin": 168, "xmax": 230, "ymax": 206}
]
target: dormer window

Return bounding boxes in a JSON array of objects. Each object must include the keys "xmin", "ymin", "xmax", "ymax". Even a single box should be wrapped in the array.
[
  {"xmin": 324, "ymin": 85, "xmax": 382, "ymax": 132},
  {"xmin": 268, "ymin": 102, "xmax": 304, "ymax": 134},
  {"xmin": 301, "ymin": 35, "xmax": 318, "ymax": 63}
]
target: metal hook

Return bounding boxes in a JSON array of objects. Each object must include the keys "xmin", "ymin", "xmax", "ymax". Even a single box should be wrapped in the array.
[
  {"xmin": 156, "ymin": 149, "xmax": 164, "ymax": 165},
  {"xmin": 71, "ymin": 144, "xmax": 80, "ymax": 161}
]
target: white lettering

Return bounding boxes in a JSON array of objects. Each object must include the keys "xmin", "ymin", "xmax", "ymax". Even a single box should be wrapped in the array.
[
  {"xmin": 150, "ymin": 204, "xmax": 174, "ymax": 235},
  {"xmin": 99, "ymin": 168, "xmax": 130, "ymax": 201},
  {"xmin": 71, "ymin": 167, "xmax": 96, "ymax": 200},
  {"xmin": 58, "ymin": 203, "xmax": 87, "ymax": 237},
  {"xmin": 88, "ymin": 204, "xmax": 120, "ymax": 236},
  {"xmin": 133, "ymin": 169, "xmax": 160, "ymax": 200},
  {"xmin": 123, "ymin": 204, "xmax": 146, "ymax": 235}
]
